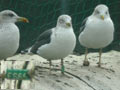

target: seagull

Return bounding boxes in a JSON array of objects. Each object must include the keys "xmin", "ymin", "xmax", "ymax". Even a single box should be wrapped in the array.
[
  {"xmin": 29, "ymin": 15, "xmax": 76, "ymax": 74},
  {"xmin": 78, "ymin": 4, "xmax": 114, "ymax": 67},
  {"xmin": 0, "ymin": 10, "xmax": 29, "ymax": 60}
]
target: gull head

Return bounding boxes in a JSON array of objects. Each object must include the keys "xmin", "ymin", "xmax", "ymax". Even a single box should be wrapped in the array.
[
  {"xmin": 57, "ymin": 15, "xmax": 72, "ymax": 28},
  {"xmin": 0, "ymin": 10, "xmax": 29, "ymax": 23},
  {"xmin": 92, "ymin": 4, "xmax": 110, "ymax": 20}
]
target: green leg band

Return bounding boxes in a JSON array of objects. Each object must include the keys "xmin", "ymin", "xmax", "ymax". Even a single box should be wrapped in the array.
[{"xmin": 61, "ymin": 65, "xmax": 65, "ymax": 73}]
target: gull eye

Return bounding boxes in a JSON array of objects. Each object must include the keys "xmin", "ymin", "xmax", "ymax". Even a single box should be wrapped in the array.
[
  {"xmin": 105, "ymin": 11, "xmax": 108, "ymax": 14},
  {"xmin": 8, "ymin": 13, "xmax": 14, "ymax": 17},
  {"xmin": 95, "ymin": 10, "xmax": 100, "ymax": 14},
  {"xmin": 59, "ymin": 19, "xmax": 65, "ymax": 23}
]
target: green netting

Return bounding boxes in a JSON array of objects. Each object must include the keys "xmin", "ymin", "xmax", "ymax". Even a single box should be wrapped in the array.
[{"xmin": 0, "ymin": 0, "xmax": 120, "ymax": 54}]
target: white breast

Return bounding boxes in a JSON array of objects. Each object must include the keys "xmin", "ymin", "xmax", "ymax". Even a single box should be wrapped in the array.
[
  {"xmin": 37, "ymin": 28, "xmax": 76, "ymax": 60},
  {"xmin": 0, "ymin": 23, "xmax": 20, "ymax": 60},
  {"xmin": 79, "ymin": 17, "xmax": 114, "ymax": 49}
]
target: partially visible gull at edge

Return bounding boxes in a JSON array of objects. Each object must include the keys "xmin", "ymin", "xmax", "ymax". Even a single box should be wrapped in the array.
[{"xmin": 0, "ymin": 10, "xmax": 29, "ymax": 61}]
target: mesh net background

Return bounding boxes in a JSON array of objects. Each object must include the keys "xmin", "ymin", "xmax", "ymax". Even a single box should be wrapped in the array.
[{"xmin": 0, "ymin": 0, "xmax": 120, "ymax": 54}]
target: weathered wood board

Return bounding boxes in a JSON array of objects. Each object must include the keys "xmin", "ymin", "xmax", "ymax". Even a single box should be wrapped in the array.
[{"xmin": 0, "ymin": 50, "xmax": 120, "ymax": 90}]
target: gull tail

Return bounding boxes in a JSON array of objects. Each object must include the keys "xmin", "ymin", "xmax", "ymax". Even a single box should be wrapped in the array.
[{"xmin": 21, "ymin": 47, "xmax": 33, "ymax": 55}]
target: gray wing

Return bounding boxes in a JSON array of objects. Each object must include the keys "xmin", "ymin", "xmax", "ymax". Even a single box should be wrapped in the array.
[
  {"xmin": 79, "ymin": 17, "xmax": 88, "ymax": 33},
  {"xmin": 30, "ymin": 29, "xmax": 52, "ymax": 54}
]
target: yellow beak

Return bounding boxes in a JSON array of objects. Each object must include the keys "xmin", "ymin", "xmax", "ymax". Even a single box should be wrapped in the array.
[
  {"xmin": 66, "ymin": 23, "xmax": 71, "ymax": 27},
  {"xmin": 101, "ymin": 15, "xmax": 104, "ymax": 20},
  {"xmin": 17, "ymin": 17, "xmax": 29, "ymax": 23}
]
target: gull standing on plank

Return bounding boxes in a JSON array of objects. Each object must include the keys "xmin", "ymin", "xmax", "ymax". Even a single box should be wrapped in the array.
[
  {"xmin": 29, "ymin": 15, "xmax": 76, "ymax": 74},
  {"xmin": 78, "ymin": 4, "xmax": 114, "ymax": 67},
  {"xmin": 0, "ymin": 10, "xmax": 29, "ymax": 60}
]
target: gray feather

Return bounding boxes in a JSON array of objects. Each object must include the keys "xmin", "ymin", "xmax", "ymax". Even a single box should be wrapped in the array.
[
  {"xmin": 30, "ymin": 29, "xmax": 52, "ymax": 54},
  {"xmin": 79, "ymin": 17, "xmax": 88, "ymax": 33}
]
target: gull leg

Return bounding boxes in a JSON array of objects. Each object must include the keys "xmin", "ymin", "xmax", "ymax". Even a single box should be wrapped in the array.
[
  {"xmin": 83, "ymin": 48, "xmax": 90, "ymax": 66},
  {"xmin": 49, "ymin": 60, "xmax": 52, "ymax": 74},
  {"xmin": 61, "ymin": 59, "xmax": 65, "ymax": 74},
  {"xmin": 98, "ymin": 48, "xmax": 102, "ymax": 67}
]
